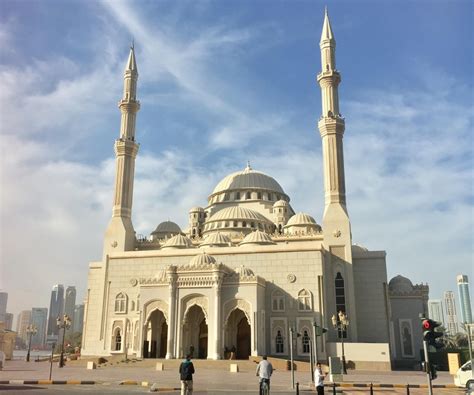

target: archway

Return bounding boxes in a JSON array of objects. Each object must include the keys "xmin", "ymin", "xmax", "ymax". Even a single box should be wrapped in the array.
[
  {"xmin": 143, "ymin": 309, "xmax": 167, "ymax": 358},
  {"xmin": 182, "ymin": 304, "xmax": 208, "ymax": 359},
  {"xmin": 225, "ymin": 308, "xmax": 251, "ymax": 360}
]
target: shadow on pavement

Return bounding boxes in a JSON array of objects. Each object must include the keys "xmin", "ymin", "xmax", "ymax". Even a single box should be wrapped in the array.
[{"xmin": 0, "ymin": 385, "xmax": 47, "ymax": 391}]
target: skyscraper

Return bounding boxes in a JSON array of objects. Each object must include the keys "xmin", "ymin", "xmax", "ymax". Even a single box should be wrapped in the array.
[
  {"xmin": 4, "ymin": 313, "xmax": 13, "ymax": 330},
  {"xmin": 457, "ymin": 275, "xmax": 472, "ymax": 324},
  {"xmin": 31, "ymin": 308, "xmax": 48, "ymax": 348},
  {"xmin": 47, "ymin": 284, "xmax": 64, "ymax": 343},
  {"xmin": 428, "ymin": 299, "xmax": 445, "ymax": 325},
  {"xmin": 444, "ymin": 291, "xmax": 459, "ymax": 335},
  {"xmin": 73, "ymin": 304, "xmax": 84, "ymax": 334},
  {"xmin": 16, "ymin": 310, "xmax": 32, "ymax": 342},
  {"xmin": 0, "ymin": 292, "xmax": 7, "ymax": 322},
  {"xmin": 64, "ymin": 286, "xmax": 76, "ymax": 328}
]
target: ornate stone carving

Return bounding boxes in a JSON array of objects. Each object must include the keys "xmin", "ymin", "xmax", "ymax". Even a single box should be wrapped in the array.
[
  {"xmin": 287, "ymin": 274, "xmax": 296, "ymax": 283},
  {"xmin": 144, "ymin": 299, "xmax": 169, "ymax": 322},
  {"xmin": 223, "ymin": 298, "xmax": 252, "ymax": 325},
  {"xmin": 182, "ymin": 296, "xmax": 209, "ymax": 323},
  {"xmin": 130, "ymin": 278, "xmax": 138, "ymax": 287},
  {"xmin": 333, "ymin": 230, "xmax": 341, "ymax": 238}
]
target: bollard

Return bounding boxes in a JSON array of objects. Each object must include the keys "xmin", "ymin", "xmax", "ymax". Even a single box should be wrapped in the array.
[
  {"xmin": 332, "ymin": 382, "xmax": 336, "ymax": 395},
  {"xmin": 406, "ymin": 384, "xmax": 410, "ymax": 395},
  {"xmin": 296, "ymin": 381, "xmax": 299, "ymax": 395},
  {"xmin": 370, "ymin": 382, "xmax": 373, "ymax": 395}
]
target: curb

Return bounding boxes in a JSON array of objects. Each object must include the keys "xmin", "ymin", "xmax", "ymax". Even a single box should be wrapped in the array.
[
  {"xmin": 0, "ymin": 380, "xmax": 95, "ymax": 385},
  {"xmin": 328, "ymin": 382, "xmax": 460, "ymax": 389}
]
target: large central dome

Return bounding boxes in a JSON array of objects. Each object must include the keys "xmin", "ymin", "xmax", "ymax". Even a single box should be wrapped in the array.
[{"xmin": 210, "ymin": 164, "xmax": 286, "ymax": 197}]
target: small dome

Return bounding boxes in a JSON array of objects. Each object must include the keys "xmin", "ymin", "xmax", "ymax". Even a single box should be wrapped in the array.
[
  {"xmin": 200, "ymin": 232, "xmax": 232, "ymax": 247},
  {"xmin": 151, "ymin": 221, "xmax": 181, "ymax": 236},
  {"xmin": 162, "ymin": 234, "xmax": 194, "ymax": 249},
  {"xmin": 388, "ymin": 275, "xmax": 414, "ymax": 293},
  {"xmin": 240, "ymin": 230, "xmax": 276, "ymax": 246},
  {"xmin": 189, "ymin": 252, "xmax": 217, "ymax": 267},
  {"xmin": 273, "ymin": 199, "xmax": 288, "ymax": 207},
  {"xmin": 208, "ymin": 206, "xmax": 272, "ymax": 223},
  {"xmin": 189, "ymin": 206, "xmax": 205, "ymax": 213},
  {"xmin": 235, "ymin": 265, "xmax": 255, "ymax": 278},
  {"xmin": 286, "ymin": 213, "xmax": 317, "ymax": 227},
  {"xmin": 211, "ymin": 165, "xmax": 286, "ymax": 196}
]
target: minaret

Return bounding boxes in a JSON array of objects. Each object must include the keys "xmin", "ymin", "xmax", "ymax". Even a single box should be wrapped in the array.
[
  {"xmin": 317, "ymin": 8, "xmax": 351, "ymax": 243},
  {"xmin": 104, "ymin": 45, "xmax": 140, "ymax": 254},
  {"xmin": 317, "ymin": 9, "xmax": 358, "ymax": 341}
]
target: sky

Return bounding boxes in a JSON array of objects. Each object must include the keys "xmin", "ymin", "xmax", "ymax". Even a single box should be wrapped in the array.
[{"xmin": 0, "ymin": 0, "xmax": 472, "ymax": 324}]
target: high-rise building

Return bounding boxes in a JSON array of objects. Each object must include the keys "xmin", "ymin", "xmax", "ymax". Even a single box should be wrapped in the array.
[
  {"xmin": 428, "ymin": 300, "xmax": 445, "ymax": 325},
  {"xmin": 5, "ymin": 312, "xmax": 13, "ymax": 330},
  {"xmin": 47, "ymin": 284, "xmax": 64, "ymax": 343},
  {"xmin": 16, "ymin": 310, "xmax": 32, "ymax": 342},
  {"xmin": 64, "ymin": 286, "xmax": 76, "ymax": 328},
  {"xmin": 457, "ymin": 275, "xmax": 472, "ymax": 324},
  {"xmin": 73, "ymin": 304, "xmax": 84, "ymax": 334},
  {"xmin": 0, "ymin": 292, "xmax": 8, "ymax": 322},
  {"xmin": 444, "ymin": 291, "xmax": 459, "ymax": 335},
  {"xmin": 31, "ymin": 308, "xmax": 48, "ymax": 348}
]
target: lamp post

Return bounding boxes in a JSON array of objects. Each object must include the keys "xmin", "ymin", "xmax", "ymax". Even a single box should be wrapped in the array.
[
  {"xmin": 332, "ymin": 311, "xmax": 349, "ymax": 374},
  {"xmin": 26, "ymin": 324, "xmax": 38, "ymax": 362},
  {"xmin": 56, "ymin": 314, "xmax": 71, "ymax": 368}
]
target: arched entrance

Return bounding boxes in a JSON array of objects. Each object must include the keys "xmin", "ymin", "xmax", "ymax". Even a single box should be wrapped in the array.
[
  {"xmin": 225, "ymin": 308, "xmax": 251, "ymax": 360},
  {"xmin": 143, "ymin": 310, "xmax": 167, "ymax": 358},
  {"xmin": 182, "ymin": 305, "xmax": 208, "ymax": 359}
]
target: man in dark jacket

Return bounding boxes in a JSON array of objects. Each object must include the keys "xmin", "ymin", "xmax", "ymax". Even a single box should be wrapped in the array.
[{"xmin": 179, "ymin": 355, "xmax": 195, "ymax": 395}]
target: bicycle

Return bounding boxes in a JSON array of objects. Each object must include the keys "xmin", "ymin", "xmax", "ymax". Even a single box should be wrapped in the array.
[{"xmin": 260, "ymin": 379, "xmax": 270, "ymax": 395}]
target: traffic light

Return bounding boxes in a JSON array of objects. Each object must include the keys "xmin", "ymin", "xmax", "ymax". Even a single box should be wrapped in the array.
[
  {"xmin": 315, "ymin": 326, "xmax": 328, "ymax": 336},
  {"xmin": 422, "ymin": 318, "xmax": 444, "ymax": 349}
]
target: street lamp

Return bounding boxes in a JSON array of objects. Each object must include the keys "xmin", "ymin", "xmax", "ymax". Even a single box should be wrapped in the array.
[
  {"xmin": 26, "ymin": 324, "xmax": 38, "ymax": 362},
  {"xmin": 56, "ymin": 314, "xmax": 72, "ymax": 368},
  {"xmin": 332, "ymin": 311, "xmax": 349, "ymax": 374}
]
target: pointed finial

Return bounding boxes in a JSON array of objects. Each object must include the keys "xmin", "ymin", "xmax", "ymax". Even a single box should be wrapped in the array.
[
  {"xmin": 246, "ymin": 160, "xmax": 252, "ymax": 170},
  {"xmin": 131, "ymin": 38, "xmax": 134, "ymax": 50},
  {"xmin": 320, "ymin": 6, "xmax": 335, "ymax": 43},
  {"xmin": 125, "ymin": 42, "xmax": 138, "ymax": 73}
]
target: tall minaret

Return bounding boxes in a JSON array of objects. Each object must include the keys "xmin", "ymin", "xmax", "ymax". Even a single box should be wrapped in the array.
[
  {"xmin": 104, "ymin": 45, "xmax": 140, "ymax": 254},
  {"xmin": 317, "ymin": 9, "xmax": 358, "ymax": 341}
]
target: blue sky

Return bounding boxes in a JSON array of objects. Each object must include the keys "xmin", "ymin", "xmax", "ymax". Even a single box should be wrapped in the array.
[{"xmin": 0, "ymin": 0, "xmax": 472, "ymax": 322}]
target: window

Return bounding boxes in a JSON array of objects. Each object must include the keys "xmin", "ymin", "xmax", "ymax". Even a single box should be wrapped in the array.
[
  {"xmin": 131, "ymin": 301, "xmax": 135, "ymax": 311},
  {"xmin": 115, "ymin": 293, "xmax": 127, "ymax": 313},
  {"xmin": 302, "ymin": 330, "xmax": 310, "ymax": 353},
  {"xmin": 276, "ymin": 330, "xmax": 284, "ymax": 353},
  {"xmin": 114, "ymin": 329, "xmax": 122, "ymax": 351},
  {"xmin": 298, "ymin": 289, "xmax": 312, "ymax": 311},
  {"xmin": 246, "ymin": 191, "xmax": 251, "ymax": 199},
  {"xmin": 233, "ymin": 221, "xmax": 238, "ymax": 227},
  {"xmin": 257, "ymin": 192, "xmax": 262, "ymax": 199},
  {"xmin": 225, "ymin": 222, "xmax": 229, "ymax": 227},
  {"xmin": 335, "ymin": 273, "xmax": 347, "ymax": 338},
  {"xmin": 276, "ymin": 195, "xmax": 281, "ymax": 200},
  {"xmin": 224, "ymin": 193, "xmax": 230, "ymax": 201},
  {"xmin": 235, "ymin": 192, "xmax": 241, "ymax": 200},
  {"xmin": 272, "ymin": 291, "xmax": 285, "ymax": 312},
  {"xmin": 250, "ymin": 222, "xmax": 255, "ymax": 228},
  {"xmin": 242, "ymin": 221, "xmax": 247, "ymax": 227}
]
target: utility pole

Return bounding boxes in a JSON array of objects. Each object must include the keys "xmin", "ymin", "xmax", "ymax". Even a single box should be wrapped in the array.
[
  {"xmin": 289, "ymin": 327, "xmax": 295, "ymax": 389},
  {"xmin": 422, "ymin": 339, "xmax": 433, "ymax": 395}
]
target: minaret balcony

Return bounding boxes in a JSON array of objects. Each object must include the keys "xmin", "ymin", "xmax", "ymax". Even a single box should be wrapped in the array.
[
  {"xmin": 317, "ymin": 70, "xmax": 341, "ymax": 84},
  {"xmin": 118, "ymin": 99, "xmax": 140, "ymax": 111}
]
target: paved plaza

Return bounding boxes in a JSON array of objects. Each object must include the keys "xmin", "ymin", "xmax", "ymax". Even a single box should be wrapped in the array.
[{"xmin": 0, "ymin": 359, "xmax": 464, "ymax": 394}]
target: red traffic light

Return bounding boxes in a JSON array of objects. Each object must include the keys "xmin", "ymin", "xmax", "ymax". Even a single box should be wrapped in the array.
[
  {"xmin": 423, "ymin": 319, "xmax": 432, "ymax": 329},
  {"xmin": 422, "ymin": 318, "xmax": 441, "ymax": 330}
]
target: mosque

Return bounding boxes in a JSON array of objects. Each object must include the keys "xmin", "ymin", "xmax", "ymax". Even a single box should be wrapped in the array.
[{"xmin": 81, "ymin": 11, "xmax": 421, "ymax": 370}]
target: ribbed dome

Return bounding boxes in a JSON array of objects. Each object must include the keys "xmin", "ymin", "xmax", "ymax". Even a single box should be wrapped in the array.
[
  {"xmin": 273, "ymin": 199, "xmax": 288, "ymax": 207},
  {"xmin": 162, "ymin": 234, "xmax": 194, "ymax": 249},
  {"xmin": 235, "ymin": 265, "xmax": 255, "ymax": 277},
  {"xmin": 189, "ymin": 206, "xmax": 204, "ymax": 212},
  {"xmin": 240, "ymin": 230, "xmax": 275, "ymax": 246},
  {"xmin": 189, "ymin": 252, "xmax": 217, "ymax": 267},
  {"xmin": 151, "ymin": 221, "xmax": 182, "ymax": 235},
  {"xmin": 208, "ymin": 206, "xmax": 272, "ymax": 224},
  {"xmin": 200, "ymin": 232, "xmax": 232, "ymax": 247},
  {"xmin": 388, "ymin": 275, "xmax": 414, "ymax": 293},
  {"xmin": 286, "ymin": 213, "xmax": 317, "ymax": 226},
  {"xmin": 211, "ymin": 165, "xmax": 285, "ymax": 196}
]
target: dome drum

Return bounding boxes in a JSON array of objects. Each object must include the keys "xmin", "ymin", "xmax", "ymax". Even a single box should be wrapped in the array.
[{"xmin": 151, "ymin": 221, "xmax": 183, "ymax": 241}]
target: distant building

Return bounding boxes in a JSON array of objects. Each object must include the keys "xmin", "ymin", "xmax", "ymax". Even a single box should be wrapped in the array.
[
  {"xmin": 4, "ymin": 313, "xmax": 13, "ymax": 331},
  {"xmin": 428, "ymin": 300, "xmax": 445, "ymax": 325},
  {"xmin": 0, "ymin": 322, "xmax": 16, "ymax": 360},
  {"xmin": 16, "ymin": 310, "xmax": 32, "ymax": 342},
  {"xmin": 388, "ymin": 275, "xmax": 429, "ymax": 368},
  {"xmin": 457, "ymin": 275, "xmax": 472, "ymax": 325},
  {"xmin": 47, "ymin": 284, "xmax": 64, "ymax": 344},
  {"xmin": 64, "ymin": 286, "xmax": 77, "ymax": 328},
  {"xmin": 73, "ymin": 304, "xmax": 84, "ymax": 334},
  {"xmin": 444, "ymin": 291, "xmax": 459, "ymax": 335},
  {"xmin": 0, "ymin": 292, "xmax": 7, "ymax": 322},
  {"xmin": 31, "ymin": 308, "xmax": 48, "ymax": 348}
]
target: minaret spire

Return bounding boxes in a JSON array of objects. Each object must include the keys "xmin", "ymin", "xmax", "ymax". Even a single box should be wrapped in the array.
[{"xmin": 104, "ymin": 45, "xmax": 141, "ymax": 254}]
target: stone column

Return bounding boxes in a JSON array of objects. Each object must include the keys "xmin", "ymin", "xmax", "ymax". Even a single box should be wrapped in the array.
[
  {"xmin": 212, "ymin": 268, "xmax": 223, "ymax": 359},
  {"xmin": 166, "ymin": 266, "xmax": 177, "ymax": 359}
]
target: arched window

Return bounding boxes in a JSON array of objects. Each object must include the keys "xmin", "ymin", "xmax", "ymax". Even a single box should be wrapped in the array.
[
  {"xmin": 278, "ymin": 224, "xmax": 283, "ymax": 234},
  {"xmin": 233, "ymin": 221, "xmax": 238, "ymax": 227},
  {"xmin": 246, "ymin": 191, "xmax": 251, "ymax": 199},
  {"xmin": 257, "ymin": 192, "xmax": 262, "ymax": 199},
  {"xmin": 335, "ymin": 273, "xmax": 347, "ymax": 338},
  {"xmin": 235, "ymin": 192, "xmax": 241, "ymax": 200},
  {"xmin": 250, "ymin": 222, "xmax": 255, "ymax": 228},
  {"xmin": 272, "ymin": 291, "xmax": 285, "ymax": 312},
  {"xmin": 224, "ymin": 193, "xmax": 230, "ymax": 201},
  {"xmin": 302, "ymin": 330, "xmax": 310, "ymax": 353},
  {"xmin": 115, "ymin": 293, "xmax": 127, "ymax": 313},
  {"xmin": 114, "ymin": 329, "xmax": 122, "ymax": 351},
  {"xmin": 275, "ymin": 330, "xmax": 284, "ymax": 353},
  {"xmin": 298, "ymin": 289, "xmax": 312, "ymax": 311},
  {"xmin": 242, "ymin": 221, "xmax": 247, "ymax": 227},
  {"xmin": 131, "ymin": 300, "xmax": 135, "ymax": 311},
  {"xmin": 136, "ymin": 294, "xmax": 140, "ymax": 310}
]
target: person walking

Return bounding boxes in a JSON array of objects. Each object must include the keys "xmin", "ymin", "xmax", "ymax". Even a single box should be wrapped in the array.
[
  {"xmin": 314, "ymin": 362, "xmax": 326, "ymax": 395},
  {"xmin": 179, "ymin": 354, "xmax": 195, "ymax": 395},
  {"xmin": 256, "ymin": 355, "xmax": 273, "ymax": 395}
]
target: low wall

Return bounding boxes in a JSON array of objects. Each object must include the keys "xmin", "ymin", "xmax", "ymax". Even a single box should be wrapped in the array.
[{"xmin": 326, "ymin": 342, "xmax": 392, "ymax": 371}]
